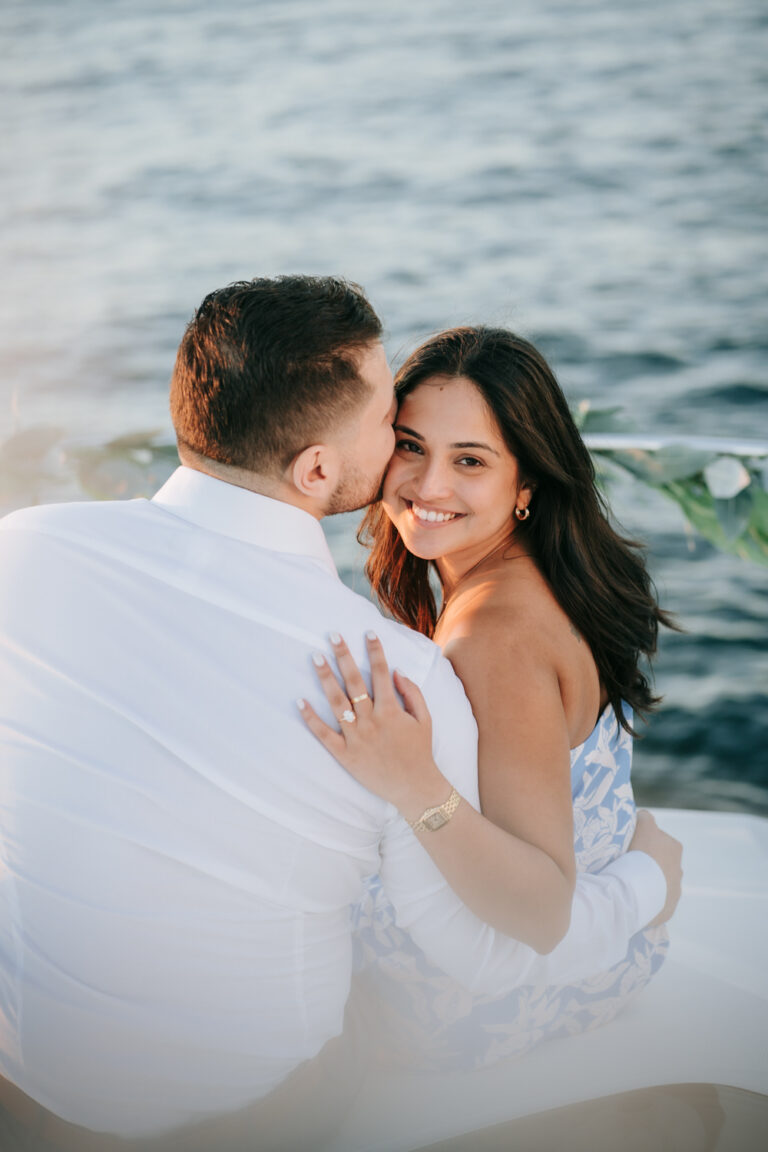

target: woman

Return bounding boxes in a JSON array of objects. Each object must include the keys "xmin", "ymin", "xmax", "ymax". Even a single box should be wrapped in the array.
[{"xmin": 300, "ymin": 326, "xmax": 673, "ymax": 1069}]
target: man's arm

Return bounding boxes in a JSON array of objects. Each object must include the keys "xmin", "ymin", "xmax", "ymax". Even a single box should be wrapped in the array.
[{"xmin": 380, "ymin": 808, "xmax": 670, "ymax": 995}]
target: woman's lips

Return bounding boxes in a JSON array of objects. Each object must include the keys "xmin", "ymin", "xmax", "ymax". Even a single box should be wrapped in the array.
[{"xmin": 405, "ymin": 500, "xmax": 464, "ymax": 525}]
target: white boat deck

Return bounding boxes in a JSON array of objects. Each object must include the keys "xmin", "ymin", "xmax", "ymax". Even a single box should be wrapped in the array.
[{"xmin": 327, "ymin": 810, "xmax": 768, "ymax": 1151}]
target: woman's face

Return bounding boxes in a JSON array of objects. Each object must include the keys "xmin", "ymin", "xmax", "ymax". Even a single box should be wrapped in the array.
[{"xmin": 382, "ymin": 375, "xmax": 532, "ymax": 572}]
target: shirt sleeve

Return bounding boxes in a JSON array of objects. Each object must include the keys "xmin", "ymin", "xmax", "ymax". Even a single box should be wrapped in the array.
[{"xmin": 378, "ymin": 651, "xmax": 667, "ymax": 995}]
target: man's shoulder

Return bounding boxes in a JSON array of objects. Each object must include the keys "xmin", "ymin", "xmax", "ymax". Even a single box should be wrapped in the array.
[
  {"xmin": 328, "ymin": 591, "xmax": 475, "ymax": 750},
  {"xmin": 327, "ymin": 580, "xmax": 442, "ymax": 685},
  {"xmin": 0, "ymin": 498, "xmax": 155, "ymax": 578},
  {"xmin": 1, "ymin": 496, "xmax": 146, "ymax": 534}
]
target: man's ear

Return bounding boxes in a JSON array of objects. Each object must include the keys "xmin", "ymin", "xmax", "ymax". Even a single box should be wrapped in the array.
[{"xmin": 290, "ymin": 443, "xmax": 340, "ymax": 502}]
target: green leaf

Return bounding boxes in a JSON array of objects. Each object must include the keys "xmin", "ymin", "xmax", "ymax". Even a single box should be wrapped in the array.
[
  {"xmin": 661, "ymin": 477, "xmax": 768, "ymax": 565},
  {"xmin": 572, "ymin": 399, "xmax": 768, "ymax": 565},
  {"xmin": 712, "ymin": 488, "xmax": 755, "ymax": 541},
  {"xmin": 598, "ymin": 445, "xmax": 716, "ymax": 486},
  {"xmin": 577, "ymin": 405, "xmax": 627, "ymax": 435}
]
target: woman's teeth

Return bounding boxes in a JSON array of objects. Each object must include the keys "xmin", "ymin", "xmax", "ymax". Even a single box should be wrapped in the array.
[{"xmin": 411, "ymin": 502, "xmax": 458, "ymax": 523}]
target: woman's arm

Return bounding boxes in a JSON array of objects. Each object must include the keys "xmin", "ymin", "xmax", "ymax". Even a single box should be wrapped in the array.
[
  {"xmin": 443, "ymin": 612, "xmax": 578, "ymax": 941},
  {"xmin": 299, "ymin": 630, "xmax": 577, "ymax": 953}
]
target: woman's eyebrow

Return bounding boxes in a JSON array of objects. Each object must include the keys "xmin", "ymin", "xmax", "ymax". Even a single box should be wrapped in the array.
[
  {"xmin": 394, "ymin": 423, "xmax": 424, "ymax": 440},
  {"xmin": 453, "ymin": 441, "xmax": 500, "ymax": 455}
]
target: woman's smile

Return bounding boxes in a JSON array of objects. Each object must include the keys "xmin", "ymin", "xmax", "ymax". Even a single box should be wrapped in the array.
[{"xmin": 406, "ymin": 499, "xmax": 464, "ymax": 526}]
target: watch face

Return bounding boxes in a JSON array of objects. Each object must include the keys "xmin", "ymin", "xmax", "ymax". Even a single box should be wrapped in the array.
[{"xmin": 424, "ymin": 811, "xmax": 447, "ymax": 831}]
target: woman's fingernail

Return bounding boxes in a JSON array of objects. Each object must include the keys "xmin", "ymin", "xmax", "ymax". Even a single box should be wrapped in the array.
[
  {"xmin": 312, "ymin": 652, "xmax": 326, "ymax": 667},
  {"xmin": 366, "ymin": 630, "xmax": 378, "ymax": 642},
  {"xmin": 329, "ymin": 632, "xmax": 342, "ymax": 646},
  {"xmin": 296, "ymin": 698, "xmax": 307, "ymax": 710}
]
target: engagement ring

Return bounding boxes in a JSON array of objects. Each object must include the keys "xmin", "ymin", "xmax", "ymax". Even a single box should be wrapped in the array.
[{"xmin": 339, "ymin": 709, "xmax": 356, "ymax": 724}]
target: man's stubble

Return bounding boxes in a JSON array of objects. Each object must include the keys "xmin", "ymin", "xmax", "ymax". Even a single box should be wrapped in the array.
[{"xmin": 324, "ymin": 463, "xmax": 384, "ymax": 517}]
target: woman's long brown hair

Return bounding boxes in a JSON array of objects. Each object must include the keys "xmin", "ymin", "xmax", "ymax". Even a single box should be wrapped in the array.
[{"xmin": 359, "ymin": 327, "xmax": 676, "ymax": 731}]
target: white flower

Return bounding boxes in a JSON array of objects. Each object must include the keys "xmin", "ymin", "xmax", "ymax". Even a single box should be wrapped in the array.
[{"xmin": 704, "ymin": 456, "xmax": 752, "ymax": 499}]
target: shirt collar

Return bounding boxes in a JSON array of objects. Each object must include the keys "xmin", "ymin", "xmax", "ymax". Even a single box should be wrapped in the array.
[{"xmin": 151, "ymin": 466, "xmax": 339, "ymax": 577}]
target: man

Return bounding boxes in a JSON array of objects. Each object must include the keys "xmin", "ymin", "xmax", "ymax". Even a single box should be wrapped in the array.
[{"xmin": 0, "ymin": 277, "xmax": 681, "ymax": 1149}]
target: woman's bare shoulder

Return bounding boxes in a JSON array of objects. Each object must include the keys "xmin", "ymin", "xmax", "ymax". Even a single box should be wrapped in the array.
[
  {"xmin": 439, "ymin": 563, "xmax": 562, "ymax": 658},
  {"xmin": 440, "ymin": 604, "xmax": 557, "ymax": 696},
  {"xmin": 440, "ymin": 589, "xmax": 569, "ymax": 754},
  {"xmin": 442, "ymin": 566, "xmax": 597, "ymax": 706}
]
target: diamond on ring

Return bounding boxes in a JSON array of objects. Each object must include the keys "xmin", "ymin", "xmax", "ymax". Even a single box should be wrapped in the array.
[
  {"xmin": 350, "ymin": 693, "xmax": 370, "ymax": 705},
  {"xmin": 340, "ymin": 709, "xmax": 356, "ymax": 724}
]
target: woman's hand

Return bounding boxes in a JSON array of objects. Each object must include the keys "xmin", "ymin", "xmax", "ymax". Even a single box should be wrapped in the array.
[
  {"xmin": 629, "ymin": 809, "xmax": 684, "ymax": 926},
  {"xmin": 298, "ymin": 631, "xmax": 449, "ymax": 821}
]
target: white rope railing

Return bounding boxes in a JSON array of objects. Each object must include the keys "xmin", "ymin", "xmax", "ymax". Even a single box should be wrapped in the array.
[{"xmin": 584, "ymin": 434, "xmax": 768, "ymax": 457}]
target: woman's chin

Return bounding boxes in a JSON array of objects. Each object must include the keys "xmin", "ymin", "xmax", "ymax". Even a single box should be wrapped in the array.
[{"xmin": 397, "ymin": 530, "xmax": 446, "ymax": 562}]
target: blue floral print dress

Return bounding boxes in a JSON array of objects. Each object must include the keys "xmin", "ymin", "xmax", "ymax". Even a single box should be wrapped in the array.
[{"xmin": 351, "ymin": 705, "xmax": 669, "ymax": 1070}]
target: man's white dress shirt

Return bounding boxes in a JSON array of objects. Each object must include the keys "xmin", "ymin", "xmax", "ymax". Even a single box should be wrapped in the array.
[{"xmin": 0, "ymin": 467, "xmax": 665, "ymax": 1136}]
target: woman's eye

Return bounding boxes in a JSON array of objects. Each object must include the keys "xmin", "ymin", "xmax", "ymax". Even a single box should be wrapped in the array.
[
  {"xmin": 458, "ymin": 456, "xmax": 483, "ymax": 467},
  {"xmin": 396, "ymin": 439, "xmax": 423, "ymax": 454}
]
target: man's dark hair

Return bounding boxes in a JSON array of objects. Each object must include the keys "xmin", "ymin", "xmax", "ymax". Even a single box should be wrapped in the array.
[{"xmin": 170, "ymin": 276, "xmax": 383, "ymax": 473}]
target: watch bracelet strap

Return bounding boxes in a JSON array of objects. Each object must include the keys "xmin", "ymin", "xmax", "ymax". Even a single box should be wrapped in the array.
[{"xmin": 409, "ymin": 787, "xmax": 461, "ymax": 833}]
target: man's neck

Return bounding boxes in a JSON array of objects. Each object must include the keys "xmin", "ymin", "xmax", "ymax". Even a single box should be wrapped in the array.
[{"xmin": 177, "ymin": 453, "xmax": 324, "ymax": 520}]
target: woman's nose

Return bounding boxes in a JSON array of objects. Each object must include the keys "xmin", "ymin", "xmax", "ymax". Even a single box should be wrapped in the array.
[{"xmin": 414, "ymin": 461, "xmax": 454, "ymax": 502}]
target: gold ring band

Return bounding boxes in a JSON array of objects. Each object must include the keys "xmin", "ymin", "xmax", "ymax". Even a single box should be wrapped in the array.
[{"xmin": 350, "ymin": 693, "xmax": 370, "ymax": 705}]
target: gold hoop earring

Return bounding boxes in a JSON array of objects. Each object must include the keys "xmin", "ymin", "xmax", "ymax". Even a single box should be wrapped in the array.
[{"xmin": 515, "ymin": 506, "xmax": 530, "ymax": 521}]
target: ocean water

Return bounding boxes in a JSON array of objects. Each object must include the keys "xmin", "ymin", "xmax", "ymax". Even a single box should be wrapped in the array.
[{"xmin": 1, "ymin": 0, "xmax": 766, "ymax": 811}]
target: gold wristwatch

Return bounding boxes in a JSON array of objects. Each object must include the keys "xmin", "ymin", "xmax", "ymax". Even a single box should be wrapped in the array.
[{"xmin": 409, "ymin": 787, "xmax": 461, "ymax": 833}]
